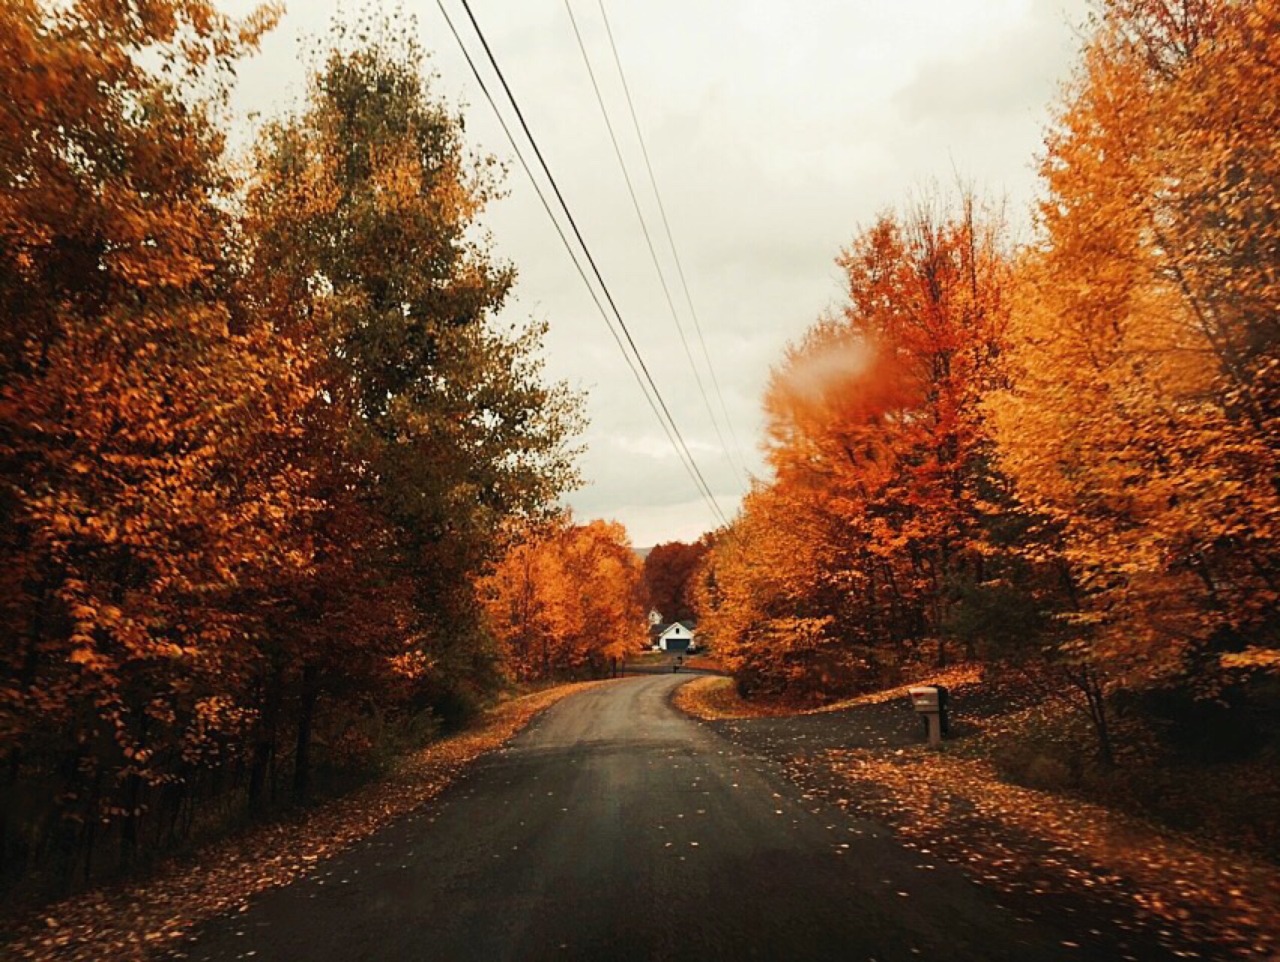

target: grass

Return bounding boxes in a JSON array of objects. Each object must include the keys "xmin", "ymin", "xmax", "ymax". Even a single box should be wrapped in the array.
[
  {"xmin": 626, "ymin": 650, "xmax": 671, "ymax": 665},
  {"xmin": 673, "ymin": 676, "xmax": 748, "ymax": 720}
]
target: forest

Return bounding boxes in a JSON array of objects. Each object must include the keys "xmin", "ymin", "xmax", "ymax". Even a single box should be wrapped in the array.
[
  {"xmin": 0, "ymin": 2, "xmax": 584, "ymax": 897},
  {"xmin": 695, "ymin": 0, "xmax": 1279, "ymax": 767},
  {"xmin": 2, "ymin": 0, "xmax": 1277, "ymax": 925}
]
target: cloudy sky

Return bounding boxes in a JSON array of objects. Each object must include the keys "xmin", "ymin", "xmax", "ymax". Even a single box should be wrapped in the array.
[{"xmin": 216, "ymin": 0, "xmax": 1090, "ymax": 547}]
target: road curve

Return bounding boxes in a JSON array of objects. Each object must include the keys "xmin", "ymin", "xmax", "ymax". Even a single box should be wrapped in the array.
[{"xmin": 179, "ymin": 675, "xmax": 1087, "ymax": 962}]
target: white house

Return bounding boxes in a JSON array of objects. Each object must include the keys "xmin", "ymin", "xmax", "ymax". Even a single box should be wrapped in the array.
[{"xmin": 653, "ymin": 621, "xmax": 696, "ymax": 653}]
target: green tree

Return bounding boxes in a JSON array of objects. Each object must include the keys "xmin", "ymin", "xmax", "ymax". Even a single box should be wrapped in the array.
[{"xmin": 243, "ymin": 17, "xmax": 582, "ymax": 735}]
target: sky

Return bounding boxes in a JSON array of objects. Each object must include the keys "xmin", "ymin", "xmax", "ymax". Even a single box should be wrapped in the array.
[{"xmin": 215, "ymin": 0, "xmax": 1090, "ymax": 547}]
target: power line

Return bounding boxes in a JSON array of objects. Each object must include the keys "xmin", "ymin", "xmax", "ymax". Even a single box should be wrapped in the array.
[
  {"xmin": 431, "ymin": 1, "xmax": 694, "ymax": 508},
  {"xmin": 453, "ymin": 0, "xmax": 729, "ymax": 528},
  {"xmin": 432, "ymin": 0, "xmax": 717, "ymax": 526},
  {"xmin": 596, "ymin": 0, "xmax": 753, "ymax": 481},
  {"xmin": 562, "ymin": 0, "xmax": 746, "ymax": 489},
  {"xmin": 437, "ymin": 0, "xmax": 729, "ymax": 527}
]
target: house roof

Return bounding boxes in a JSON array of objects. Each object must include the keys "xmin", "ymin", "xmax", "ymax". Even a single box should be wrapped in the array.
[{"xmin": 656, "ymin": 621, "xmax": 697, "ymax": 637}]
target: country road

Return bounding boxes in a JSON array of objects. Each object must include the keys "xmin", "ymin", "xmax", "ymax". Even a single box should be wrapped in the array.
[{"xmin": 177, "ymin": 676, "xmax": 1110, "ymax": 962}]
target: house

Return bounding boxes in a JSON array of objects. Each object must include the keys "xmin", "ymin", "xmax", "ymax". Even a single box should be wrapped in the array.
[
  {"xmin": 644, "ymin": 610, "xmax": 664, "ymax": 650},
  {"xmin": 653, "ymin": 620, "xmax": 696, "ymax": 654}
]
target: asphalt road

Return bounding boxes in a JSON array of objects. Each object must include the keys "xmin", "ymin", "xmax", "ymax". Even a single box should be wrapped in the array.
[{"xmin": 179, "ymin": 676, "xmax": 1098, "ymax": 962}]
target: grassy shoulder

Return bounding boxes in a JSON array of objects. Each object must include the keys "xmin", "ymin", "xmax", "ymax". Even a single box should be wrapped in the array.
[
  {"xmin": 3, "ymin": 680, "xmax": 610, "ymax": 962},
  {"xmin": 625, "ymin": 651, "xmax": 725, "ymax": 672},
  {"xmin": 673, "ymin": 675, "xmax": 778, "ymax": 720}
]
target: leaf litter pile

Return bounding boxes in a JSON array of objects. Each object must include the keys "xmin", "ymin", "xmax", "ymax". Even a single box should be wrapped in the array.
[
  {"xmin": 798, "ymin": 748, "xmax": 1280, "ymax": 959},
  {"xmin": 3, "ymin": 681, "xmax": 607, "ymax": 962},
  {"xmin": 674, "ymin": 666, "xmax": 980, "ymax": 721}
]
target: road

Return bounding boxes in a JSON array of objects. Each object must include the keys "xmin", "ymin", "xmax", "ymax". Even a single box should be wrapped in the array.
[{"xmin": 179, "ymin": 676, "xmax": 1097, "ymax": 962}]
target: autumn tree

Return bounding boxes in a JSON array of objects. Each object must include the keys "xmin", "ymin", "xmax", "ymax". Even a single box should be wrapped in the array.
[
  {"xmin": 694, "ymin": 481, "xmax": 852, "ymax": 697},
  {"xmin": 0, "ymin": 6, "xmax": 584, "ymax": 894},
  {"xmin": 479, "ymin": 518, "xmax": 642, "ymax": 680},
  {"xmin": 643, "ymin": 539, "xmax": 710, "ymax": 623},
  {"xmin": 242, "ymin": 18, "xmax": 583, "ymax": 750},
  {"xmin": 698, "ymin": 198, "xmax": 1018, "ymax": 700},
  {"xmin": 988, "ymin": 0, "xmax": 1280, "ymax": 696},
  {"xmin": 0, "ymin": 0, "xmax": 300, "ymax": 879}
]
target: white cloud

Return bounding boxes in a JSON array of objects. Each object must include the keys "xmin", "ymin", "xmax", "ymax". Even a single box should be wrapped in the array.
[{"xmin": 215, "ymin": 0, "xmax": 1089, "ymax": 544}]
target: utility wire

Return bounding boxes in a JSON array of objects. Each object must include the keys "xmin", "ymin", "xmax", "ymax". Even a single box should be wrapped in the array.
[
  {"xmin": 596, "ymin": 0, "xmax": 752, "ymax": 482},
  {"xmin": 439, "ymin": 0, "xmax": 728, "ymax": 527},
  {"xmin": 432, "ymin": 0, "xmax": 715, "ymax": 526},
  {"xmin": 454, "ymin": 0, "xmax": 729, "ymax": 527},
  {"xmin": 562, "ymin": 0, "xmax": 746, "ymax": 488}
]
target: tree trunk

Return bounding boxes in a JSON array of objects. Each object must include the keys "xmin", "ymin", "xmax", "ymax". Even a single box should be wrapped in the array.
[
  {"xmin": 293, "ymin": 664, "xmax": 319, "ymax": 802},
  {"xmin": 1078, "ymin": 666, "xmax": 1114, "ymax": 768},
  {"xmin": 119, "ymin": 769, "xmax": 142, "ymax": 870},
  {"xmin": 119, "ymin": 713, "xmax": 149, "ymax": 870},
  {"xmin": 248, "ymin": 665, "xmax": 283, "ymax": 814}
]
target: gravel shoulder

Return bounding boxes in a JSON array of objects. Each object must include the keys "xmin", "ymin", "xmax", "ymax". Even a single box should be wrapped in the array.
[{"xmin": 676, "ymin": 675, "xmax": 1280, "ymax": 959}]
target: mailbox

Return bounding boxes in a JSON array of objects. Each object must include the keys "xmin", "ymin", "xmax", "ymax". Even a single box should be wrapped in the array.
[
  {"xmin": 908, "ymin": 685, "xmax": 949, "ymax": 746},
  {"xmin": 909, "ymin": 686, "xmax": 940, "ymax": 712}
]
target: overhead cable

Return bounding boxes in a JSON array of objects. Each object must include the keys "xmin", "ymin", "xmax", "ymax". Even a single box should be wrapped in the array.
[
  {"xmin": 596, "ymin": 0, "xmax": 753, "ymax": 482},
  {"xmin": 563, "ymin": 0, "xmax": 747, "ymax": 488},
  {"xmin": 436, "ymin": 0, "xmax": 729, "ymax": 527}
]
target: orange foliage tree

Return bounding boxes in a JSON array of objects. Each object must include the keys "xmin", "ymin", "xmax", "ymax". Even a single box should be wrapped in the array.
[
  {"xmin": 0, "ymin": 6, "xmax": 582, "ymax": 892},
  {"xmin": 0, "ymin": 0, "xmax": 298, "ymax": 876},
  {"xmin": 699, "ymin": 0, "xmax": 1278, "ymax": 750},
  {"xmin": 642, "ymin": 539, "xmax": 711, "ymax": 623},
  {"xmin": 694, "ymin": 481, "xmax": 844, "ymax": 696},
  {"xmin": 699, "ymin": 199, "xmax": 1017, "ymax": 699},
  {"xmin": 479, "ymin": 519, "xmax": 642, "ymax": 681},
  {"xmin": 988, "ymin": 0, "xmax": 1280, "ymax": 693}
]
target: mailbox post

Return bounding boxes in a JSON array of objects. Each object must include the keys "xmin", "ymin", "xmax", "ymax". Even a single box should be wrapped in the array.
[{"xmin": 909, "ymin": 685, "xmax": 949, "ymax": 747}]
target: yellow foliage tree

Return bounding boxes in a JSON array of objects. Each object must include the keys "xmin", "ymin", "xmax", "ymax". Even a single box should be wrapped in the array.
[
  {"xmin": 988, "ymin": 0, "xmax": 1280, "ymax": 690},
  {"xmin": 479, "ymin": 519, "xmax": 642, "ymax": 681}
]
